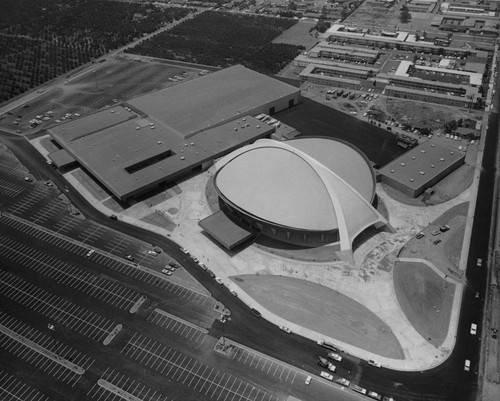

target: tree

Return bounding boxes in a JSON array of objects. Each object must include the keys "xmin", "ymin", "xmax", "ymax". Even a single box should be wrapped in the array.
[{"xmin": 400, "ymin": 5, "xmax": 411, "ymax": 23}]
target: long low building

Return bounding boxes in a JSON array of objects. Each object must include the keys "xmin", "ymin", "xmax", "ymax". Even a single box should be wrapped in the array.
[
  {"xmin": 379, "ymin": 141, "xmax": 465, "ymax": 197},
  {"xmin": 47, "ymin": 65, "xmax": 300, "ymax": 201}
]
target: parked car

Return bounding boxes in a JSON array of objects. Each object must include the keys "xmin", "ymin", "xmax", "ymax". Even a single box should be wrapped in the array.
[
  {"xmin": 368, "ymin": 391, "xmax": 382, "ymax": 400},
  {"xmin": 328, "ymin": 352, "xmax": 342, "ymax": 362},
  {"xmin": 336, "ymin": 377, "xmax": 350, "ymax": 387},
  {"xmin": 305, "ymin": 375, "xmax": 312, "ymax": 385},
  {"xmin": 368, "ymin": 359, "xmax": 381, "ymax": 368},
  {"xmin": 320, "ymin": 371, "xmax": 333, "ymax": 381},
  {"xmin": 279, "ymin": 326, "xmax": 291, "ymax": 333},
  {"xmin": 353, "ymin": 385, "xmax": 367, "ymax": 394}
]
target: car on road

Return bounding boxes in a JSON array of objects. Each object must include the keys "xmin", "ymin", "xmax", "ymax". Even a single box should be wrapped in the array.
[
  {"xmin": 215, "ymin": 277, "xmax": 223, "ymax": 284},
  {"xmin": 353, "ymin": 385, "xmax": 367, "ymax": 394},
  {"xmin": 470, "ymin": 323, "xmax": 477, "ymax": 335},
  {"xmin": 279, "ymin": 326, "xmax": 291, "ymax": 333},
  {"xmin": 464, "ymin": 359, "xmax": 471, "ymax": 371},
  {"xmin": 147, "ymin": 250, "xmax": 158, "ymax": 256},
  {"xmin": 320, "ymin": 371, "xmax": 333, "ymax": 381},
  {"xmin": 368, "ymin": 391, "xmax": 382, "ymax": 400},
  {"xmin": 477, "ymin": 258, "xmax": 482, "ymax": 267},
  {"xmin": 305, "ymin": 375, "xmax": 312, "ymax": 385},
  {"xmin": 368, "ymin": 359, "xmax": 381, "ymax": 368},
  {"xmin": 328, "ymin": 352, "xmax": 342, "ymax": 362},
  {"xmin": 475, "ymin": 292, "xmax": 480, "ymax": 299},
  {"xmin": 336, "ymin": 377, "xmax": 350, "ymax": 387},
  {"xmin": 251, "ymin": 308, "xmax": 261, "ymax": 318},
  {"xmin": 124, "ymin": 254, "xmax": 134, "ymax": 261}
]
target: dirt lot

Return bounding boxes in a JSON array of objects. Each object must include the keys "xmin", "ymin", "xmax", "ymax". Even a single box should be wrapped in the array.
[
  {"xmin": 0, "ymin": 57, "xmax": 200, "ymax": 133},
  {"xmin": 345, "ymin": 2, "xmax": 402, "ymax": 29},
  {"xmin": 272, "ymin": 20, "xmax": 319, "ymax": 51}
]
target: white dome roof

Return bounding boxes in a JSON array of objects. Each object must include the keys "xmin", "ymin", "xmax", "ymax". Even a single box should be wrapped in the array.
[{"xmin": 215, "ymin": 138, "xmax": 386, "ymax": 248}]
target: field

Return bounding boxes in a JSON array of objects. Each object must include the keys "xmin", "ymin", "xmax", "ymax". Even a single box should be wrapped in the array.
[
  {"xmin": 272, "ymin": 20, "xmax": 319, "ymax": 50},
  {"xmin": 233, "ymin": 274, "xmax": 405, "ymax": 359},
  {"xmin": 393, "ymin": 261, "xmax": 455, "ymax": 347},
  {"xmin": 127, "ymin": 11, "xmax": 304, "ymax": 75},
  {"xmin": 0, "ymin": 0, "xmax": 190, "ymax": 103}
]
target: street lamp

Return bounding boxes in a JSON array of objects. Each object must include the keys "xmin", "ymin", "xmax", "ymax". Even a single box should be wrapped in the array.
[
  {"xmin": 93, "ymin": 70, "xmax": 99, "ymax": 92},
  {"xmin": 220, "ymin": 315, "xmax": 226, "ymax": 347}
]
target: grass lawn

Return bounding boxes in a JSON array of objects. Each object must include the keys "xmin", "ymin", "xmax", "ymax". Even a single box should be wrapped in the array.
[
  {"xmin": 232, "ymin": 274, "xmax": 404, "ymax": 359},
  {"xmin": 393, "ymin": 261, "xmax": 455, "ymax": 347}
]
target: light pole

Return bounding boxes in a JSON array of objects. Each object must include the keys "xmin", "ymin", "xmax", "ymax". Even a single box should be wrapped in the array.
[
  {"xmin": 93, "ymin": 70, "xmax": 99, "ymax": 92},
  {"xmin": 220, "ymin": 315, "xmax": 226, "ymax": 347}
]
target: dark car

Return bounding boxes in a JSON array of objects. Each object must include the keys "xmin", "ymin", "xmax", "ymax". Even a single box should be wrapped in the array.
[
  {"xmin": 251, "ymin": 308, "xmax": 261, "ymax": 318},
  {"xmin": 207, "ymin": 270, "xmax": 216, "ymax": 278}
]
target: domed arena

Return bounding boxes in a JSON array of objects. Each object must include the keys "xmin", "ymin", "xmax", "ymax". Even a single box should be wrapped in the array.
[{"xmin": 212, "ymin": 137, "xmax": 387, "ymax": 258}]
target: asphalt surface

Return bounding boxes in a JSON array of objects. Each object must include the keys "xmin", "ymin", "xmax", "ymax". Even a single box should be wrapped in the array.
[{"xmin": 276, "ymin": 97, "xmax": 406, "ymax": 167}]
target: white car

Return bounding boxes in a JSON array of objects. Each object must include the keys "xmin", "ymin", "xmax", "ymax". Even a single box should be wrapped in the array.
[
  {"xmin": 368, "ymin": 359, "xmax": 381, "ymax": 368},
  {"xmin": 464, "ymin": 359, "xmax": 470, "ymax": 371},
  {"xmin": 328, "ymin": 352, "xmax": 342, "ymax": 362},
  {"xmin": 477, "ymin": 258, "xmax": 482, "ymax": 267},
  {"xmin": 327, "ymin": 363, "xmax": 336, "ymax": 372},
  {"xmin": 86, "ymin": 250, "xmax": 95, "ymax": 257},
  {"xmin": 47, "ymin": 324, "xmax": 55, "ymax": 331},
  {"xmin": 336, "ymin": 377, "xmax": 350, "ymax": 387},
  {"xmin": 230, "ymin": 290, "xmax": 238, "ymax": 296},
  {"xmin": 161, "ymin": 269, "xmax": 172, "ymax": 276},
  {"xmin": 181, "ymin": 248, "xmax": 189, "ymax": 254},
  {"xmin": 470, "ymin": 323, "xmax": 477, "ymax": 335},
  {"xmin": 305, "ymin": 375, "xmax": 312, "ymax": 385},
  {"xmin": 147, "ymin": 250, "xmax": 158, "ymax": 256},
  {"xmin": 320, "ymin": 371, "xmax": 333, "ymax": 381},
  {"xmin": 279, "ymin": 326, "xmax": 291, "ymax": 333},
  {"xmin": 215, "ymin": 277, "xmax": 223, "ymax": 284}
]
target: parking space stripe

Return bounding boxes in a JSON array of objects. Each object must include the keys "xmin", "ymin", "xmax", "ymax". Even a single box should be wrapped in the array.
[
  {"xmin": 0, "ymin": 270, "xmax": 117, "ymax": 343},
  {"xmin": 122, "ymin": 334, "xmax": 277, "ymax": 401},
  {"xmin": 0, "ymin": 370, "xmax": 50, "ymax": 401}
]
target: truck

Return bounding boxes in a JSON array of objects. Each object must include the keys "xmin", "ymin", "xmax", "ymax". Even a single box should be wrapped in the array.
[
  {"xmin": 317, "ymin": 339, "xmax": 338, "ymax": 352},
  {"xmin": 318, "ymin": 357, "xmax": 329, "ymax": 368}
]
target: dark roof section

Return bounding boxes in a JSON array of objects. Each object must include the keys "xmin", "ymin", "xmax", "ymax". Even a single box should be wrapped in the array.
[{"xmin": 199, "ymin": 210, "xmax": 255, "ymax": 250}]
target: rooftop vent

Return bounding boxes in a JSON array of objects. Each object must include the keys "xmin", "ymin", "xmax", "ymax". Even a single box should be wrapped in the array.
[
  {"xmin": 430, "ymin": 164, "xmax": 435, "ymax": 168},
  {"xmin": 390, "ymin": 169, "xmax": 394, "ymax": 173},
  {"xmin": 410, "ymin": 178, "xmax": 414, "ymax": 182},
  {"xmin": 401, "ymin": 162, "xmax": 406, "ymax": 166},
  {"xmin": 440, "ymin": 157, "xmax": 445, "ymax": 161},
  {"xmin": 450, "ymin": 151, "xmax": 454, "ymax": 155},
  {"xmin": 420, "ymin": 171, "xmax": 425, "ymax": 175},
  {"xmin": 420, "ymin": 150, "xmax": 425, "ymax": 153}
]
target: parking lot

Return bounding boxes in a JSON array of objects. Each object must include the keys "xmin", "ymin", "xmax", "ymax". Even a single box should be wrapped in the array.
[
  {"xmin": 122, "ymin": 333, "xmax": 278, "ymax": 401},
  {"xmin": 0, "ymin": 370, "xmax": 51, "ymax": 401},
  {"xmin": 0, "ymin": 178, "xmax": 25, "ymax": 198},
  {"xmin": 0, "ymin": 269, "xmax": 118, "ymax": 343},
  {"xmin": 0, "ymin": 235, "xmax": 146, "ymax": 311},
  {"xmin": 0, "ymin": 311, "xmax": 94, "ymax": 386},
  {"xmin": 231, "ymin": 344, "xmax": 304, "ymax": 386},
  {"xmin": 148, "ymin": 308, "xmax": 208, "ymax": 345},
  {"xmin": 0, "ymin": 213, "xmax": 214, "ymax": 307},
  {"xmin": 87, "ymin": 367, "xmax": 170, "ymax": 401}
]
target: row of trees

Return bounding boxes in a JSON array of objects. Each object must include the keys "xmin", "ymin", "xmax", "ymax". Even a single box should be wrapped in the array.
[
  {"xmin": 127, "ymin": 11, "xmax": 304, "ymax": 75},
  {"xmin": 0, "ymin": 0, "xmax": 190, "ymax": 102}
]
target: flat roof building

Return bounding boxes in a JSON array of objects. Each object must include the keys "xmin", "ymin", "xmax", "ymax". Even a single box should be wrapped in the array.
[
  {"xmin": 48, "ymin": 65, "xmax": 300, "ymax": 200},
  {"xmin": 379, "ymin": 141, "xmax": 465, "ymax": 197}
]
